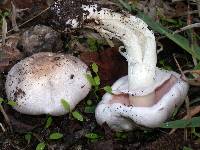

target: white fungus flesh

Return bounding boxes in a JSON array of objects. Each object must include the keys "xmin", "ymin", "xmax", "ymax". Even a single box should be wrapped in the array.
[
  {"xmin": 49, "ymin": 1, "xmax": 189, "ymax": 130},
  {"xmin": 95, "ymin": 68, "xmax": 189, "ymax": 131},
  {"xmin": 5, "ymin": 52, "xmax": 91, "ymax": 116},
  {"xmin": 81, "ymin": 5, "xmax": 157, "ymax": 93},
  {"xmin": 79, "ymin": 4, "xmax": 189, "ymax": 130}
]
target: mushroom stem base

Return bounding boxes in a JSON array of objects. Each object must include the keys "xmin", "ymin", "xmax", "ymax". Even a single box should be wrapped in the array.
[{"xmin": 129, "ymin": 92, "xmax": 156, "ymax": 107}]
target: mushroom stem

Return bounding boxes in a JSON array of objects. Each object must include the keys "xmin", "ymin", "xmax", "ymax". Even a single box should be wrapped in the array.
[
  {"xmin": 129, "ymin": 92, "xmax": 156, "ymax": 107},
  {"xmin": 81, "ymin": 5, "xmax": 157, "ymax": 106},
  {"xmin": 51, "ymin": 2, "xmax": 157, "ymax": 106}
]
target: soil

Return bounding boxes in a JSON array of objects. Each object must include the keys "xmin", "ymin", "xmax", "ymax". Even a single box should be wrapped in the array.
[
  {"xmin": 0, "ymin": 0, "xmax": 200, "ymax": 150},
  {"xmin": 49, "ymin": 0, "xmax": 93, "ymax": 30}
]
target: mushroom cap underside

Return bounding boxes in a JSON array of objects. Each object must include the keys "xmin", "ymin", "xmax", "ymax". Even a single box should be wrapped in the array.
[
  {"xmin": 95, "ymin": 68, "xmax": 189, "ymax": 131},
  {"xmin": 5, "ymin": 52, "xmax": 91, "ymax": 116}
]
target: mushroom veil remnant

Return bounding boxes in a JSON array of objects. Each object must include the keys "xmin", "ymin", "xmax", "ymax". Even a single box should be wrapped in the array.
[
  {"xmin": 5, "ymin": 52, "xmax": 91, "ymax": 116},
  {"xmin": 50, "ymin": 0, "xmax": 189, "ymax": 130}
]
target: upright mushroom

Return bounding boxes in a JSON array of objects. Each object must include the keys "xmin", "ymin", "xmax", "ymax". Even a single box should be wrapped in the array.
[
  {"xmin": 51, "ymin": 0, "xmax": 188, "ymax": 130},
  {"xmin": 5, "ymin": 52, "xmax": 91, "ymax": 116}
]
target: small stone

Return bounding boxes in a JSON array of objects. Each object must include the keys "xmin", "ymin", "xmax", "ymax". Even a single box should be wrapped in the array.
[{"xmin": 19, "ymin": 25, "xmax": 63, "ymax": 55}]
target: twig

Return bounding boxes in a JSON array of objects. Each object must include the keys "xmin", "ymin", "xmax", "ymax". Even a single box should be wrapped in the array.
[
  {"xmin": 183, "ymin": 1, "xmax": 192, "ymax": 141},
  {"xmin": 172, "ymin": 0, "xmax": 184, "ymax": 2},
  {"xmin": 32, "ymin": 133, "xmax": 52, "ymax": 150},
  {"xmin": 173, "ymin": 53, "xmax": 191, "ymax": 141},
  {"xmin": 2, "ymin": 17, "xmax": 7, "ymax": 45},
  {"xmin": 182, "ymin": 70, "xmax": 200, "ymax": 86},
  {"xmin": 0, "ymin": 123, "xmax": 6, "ymax": 132},
  {"xmin": 196, "ymin": 0, "xmax": 200, "ymax": 16},
  {"xmin": 8, "ymin": 139, "xmax": 23, "ymax": 150},
  {"xmin": 173, "ymin": 54, "xmax": 186, "ymax": 78},
  {"xmin": 0, "ymin": 104, "xmax": 13, "ymax": 132},
  {"xmin": 185, "ymin": 97, "xmax": 191, "ymax": 120},
  {"xmin": 187, "ymin": 0, "xmax": 198, "ymax": 67},
  {"xmin": 11, "ymin": 0, "xmax": 19, "ymax": 31},
  {"xmin": 173, "ymin": 54, "xmax": 198, "ymax": 85},
  {"xmin": 32, "ymin": 133, "xmax": 44, "ymax": 143},
  {"xmin": 156, "ymin": 41, "xmax": 163, "ymax": 54},
  {"xmin": 0, "ymin": 7, "xmax": 50, "ymax": 38},
  {"xmin": 174, "ymin": 23, "xmax": 200, "ymax": 33},
  {"xmin": 183, "ymin": 9, "xmax": 199, "ymax": 15},
  {"xmin": 184, "ymin": 96, "xmax": 191, "ymax": 141}
]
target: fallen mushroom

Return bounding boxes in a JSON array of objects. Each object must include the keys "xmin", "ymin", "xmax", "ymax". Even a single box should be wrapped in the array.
[
  {"xmin": 5, "ymin": 52, "xmax": 91, "ymax": 115},
  {"xmin": 50, "ymin": 0, "xmax": 189, "ymax": 130}
]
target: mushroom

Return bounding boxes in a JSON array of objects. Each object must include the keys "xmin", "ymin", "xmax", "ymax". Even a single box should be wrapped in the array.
[
  {"xmin": 50, "ymin": 1, "xmax": 189, "ymax": 130},
  {"xmin": 5, "ymin": 52, "xmax": 91, "ymax": 116}
]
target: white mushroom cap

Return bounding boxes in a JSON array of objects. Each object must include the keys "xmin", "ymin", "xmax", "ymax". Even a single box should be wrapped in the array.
[
  {"xmin": 5, "ymin": 52, "xmax": 91, "ymax": 116},
  {"xmin": 95, "ymin": 68, "xmax": 189, "ymax": 131}
]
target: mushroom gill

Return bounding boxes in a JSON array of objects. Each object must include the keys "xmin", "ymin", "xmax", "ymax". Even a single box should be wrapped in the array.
[{"xmin": 110, "ymin": 74, "xmax": 178, "ymax": 107}]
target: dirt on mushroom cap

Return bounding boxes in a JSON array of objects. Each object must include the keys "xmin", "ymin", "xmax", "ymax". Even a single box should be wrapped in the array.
[{"xmin": 5, "ymin": 52, "xmax": 91, "ymax": 115}]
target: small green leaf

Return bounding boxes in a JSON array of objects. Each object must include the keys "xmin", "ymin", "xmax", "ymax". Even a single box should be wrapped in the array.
[
  {"xmin": 49, "ymin": 132, "xmax": 63, "ymax": 140},
  {"xmin": 24, "ymin": 133, "xmax": 32, "ymax": 144},
  {"xmin": 94, "ymin": 76, "xmax": 100, "ymax": 86},
  {"xmin": 3, "ymin": 11, "xmax": 10, "ymax": 17},
  {"xmin": 86, "ymin": 74, "xmax": 96, "ymax": 86},
  {"xmin": 86, "ymin": 100, "xmax": 92, "ymax": 106},
  {"xmin": 45, "ymin": 116, "xmax": 53, "ymax": 128},
  {"xmin": 0, "ymin": 98, "xmax": 4, "ymax": 104},
  {"xmin": 103, "ymin": 86, "xmax": 112, "ymax": 94},
  {"xmin": 85, "ymin": 133, "xmax": 100, "ymax": 139},
  {"xmin": 92, "ymin": 63, "xmax": 98, "ymax": 73},
  {"xmin": 36, "ymin": 142, "xmax": 46, "ymax": 150},
  {"xmin": 72, "ymin": 111, "xmax": 84, "ymax": 122},
  {"xmin": 87, "ymin": 37, "xmax": 98, "ymax": 51},
  {"xmin": 7, "ymin": 100, "xmax": 17, "ymax": 106},
  {"xmin": 61, "ymin": 99, "xmax": 70, "ymax": 112}
]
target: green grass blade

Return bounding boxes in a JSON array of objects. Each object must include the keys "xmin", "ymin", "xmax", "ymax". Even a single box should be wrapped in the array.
[
  {"xmin": 117, "ymin": 0, "xmax": 200, "ymax": 60},
  {"xmin": 138, "ymin": 13, "xmax": 200, "ymax": 60},
  {"xmin": 161, "ymin": 117, "xmax": 200, "ymax": 128}
]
